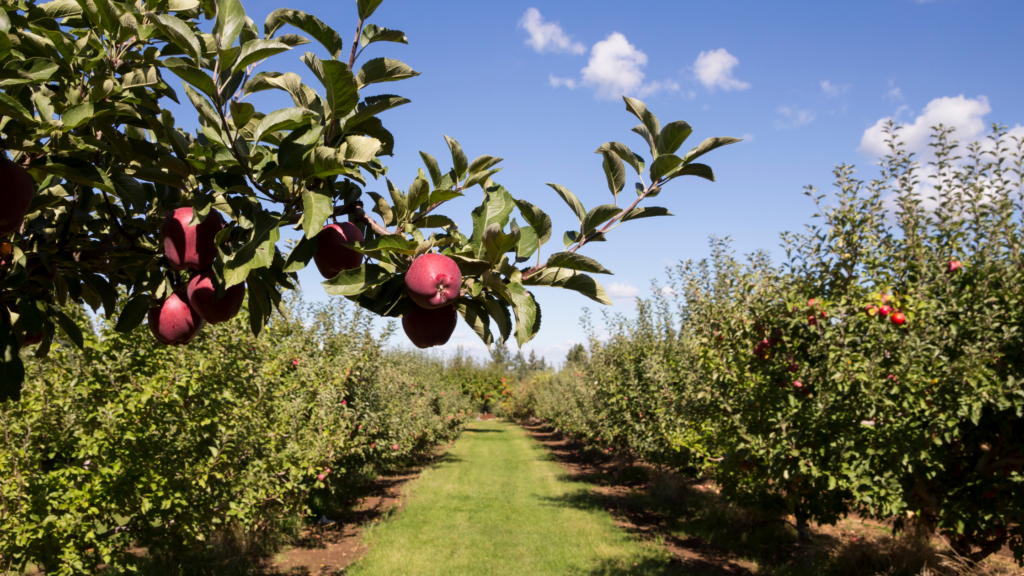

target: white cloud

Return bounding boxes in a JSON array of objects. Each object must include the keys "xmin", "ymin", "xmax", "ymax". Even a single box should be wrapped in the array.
[
  {"xmin": 579, "ymin": 33, "xmax": 674, "ymax": 100},
  {"xmin": 886, "ymin": 80, "xmax": 904, "ymax": 101},
  {"xmin": 452, "ymin": 332, "xmax": 467, "ymax": 339},
  {"xmin": 741, "ymin": 133, "xmax": 754, "ymax": 142},
  {"xmin": 776, "ymin": 106, "xmax": 815, "ymax": 129},
  {"xmin": 607, "ymin": 282, "xmax": 640, "ymax": 299},
  {"xmin": 820, "ymin": 80, "xmax": 849, "ymax": 97},
  {"xmin": 659, "ymin": 285, "xmax": 676, "ymax": 296},
  {"xmin": 518, "ymin": 8, "xmax": 586, "ymax": 55},
  {"xmin": 693, "ymin": 48, "xmax": 750, "ymax": 92},
  {"xmin": 549, "ymin": 75, "xmax": 578, "ymax": 89},
  {"xmin": 859, "ymin": 95, "xmax": 993, "ymax": 157}
]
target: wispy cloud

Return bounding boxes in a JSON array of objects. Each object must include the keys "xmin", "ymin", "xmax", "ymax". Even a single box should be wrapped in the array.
[
  {"xmin": 607, "ymin": 282, "xmax": 640, "ymax": 299},
  {"xmin": 693, "ymin": 48, "xmax": 750, "ymax": 92},
  {"xmin": 549, "ymin": 75, "xmax": 578, "ymax": 89},
  {"xmin": 776, "ymin": 106, "xmax": 815, "ymax": 129},
  {"xmin": 820, "ymin": 80, "xmax": 849, "ymax": 97},
  {"xmin": 518, "ymin": 8, "xmax": 586, "ymax": 55}
]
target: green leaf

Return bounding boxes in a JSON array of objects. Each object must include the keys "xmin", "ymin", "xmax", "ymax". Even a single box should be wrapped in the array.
[
  {"xmin": 619, "ymin": 206, "xmax": 673, "ymax": 222},
  {"xmin": 468, "ymin": 155, "xmax": 502, "ymax": 175},
  {"xmin": 355, "ymin": 57, "xmax": 420, "ymax": 89},
  {"xmin": 224, "ymin": 211, "xmax": 280, "ymax": 286},
  {"xmin": 456, "ymin": 299, "xmax": 493, "ymax": 346},
  {"xmin": 483, "ymin": 222, "xmax": 520, "ymax": 263},
  {"xmin": 407, "ymin": 175, "xmax": 430, "ymax": 212},
  {"xmin": 53, "ymin": 308, "xmax": 85, "ymax": 349},
  {"xmin": 264, "ymin": 9, "xmax": 343, "ymax": 59},
  {"xmin": 301, "ymin": 52, "xmax": 358, "ymax": 127},
  {"xmin": 582, "ymin": 204, "xmax": 621, "ymax": 234},
  {"xmin": 340, "ymin": 94, "xmax": 410, "ymax": 133},
  {"xmin": 682, "ymin": 136, "xmax": 742, "ymax": 165},
  {"xmin": 62, "ymin": 103, "xmax": 98, "ymax": 129},
  {"xmin": 464, "ymin": 168, "xmax": 502, "ymax": 190},
  {"xmin": 545, "ymin": 183, "xmax": 586, "ymax": 224},
  {"xmin": 162, "ymin": 57, "xmax": 218, "ymax": 100},
  {"xmin": 360, "ymin": 24, "xmax": 408, "ymax": 47},
  {"xmin": 338, "ymin": 135, "xmax": 382, "ymax": 164},
  {"xmin": 509, "ymin": 283, "xmax": 540, "ymax": 346},
  {"xmin": 601, "ymin": 150, "xmax": 625, "ymax": 198},
  {"xmin": 229, "ymin": 100, "xmax": 255, "ymax": 128},
  {"xmin": 523, "ymin": 268, "xmax": 612, "ymax": 305},
  {"xmin": 444, "ymin": 135, "xmax": 468, "ymax": 182},
  {"xmin": 357, "ymin": 0, "xmax": 385, "ymax": 20},
  {"xmin": 387, "ymin": 178, "xmax": 408, "ymax": 225},
  {"xmin": 0, "ymin": 324, "xmax": 24, "ymax": 402},
  {"xmin": 214, "ymin": 0, "xmax": 246, "ymax": 49},
  {"xmin": 515, "ymin": 225, "xmax": 539, "ymax": 262},
  {"xmin": 366, "ymin": 192, "xmax": 393, "ymax": 226},
  {"xmin": 447, "ymin": 254, "xmax": 491, "ymax": 276},
  {"xmin": 470, "ymin": 185, "xmax": 515, "ymax": 256},
  {"xmin": 146, "ymin": 13, "xmax": 201, "ymax": 62},
  {"xmin": 657, "ymin": 120, "xmax": 693, "ymax": 155},
  {"xmin": 420, "ymin": 151, "xmax": 442, "ymax": 187},
  {"xmin": 322, "ymin": 263, "xmax": 389, "ymax": 295},
  {"xmin": 513, "ymin": 199, "xmax": 552, "ymax": 247},
  {"xmin": 417, "ymin": 215, "xmax": 454, "ymax": 229},
  {"xmin": 115, "ymin": 294, "xmax": 152, "ymax": 333},
  {"xmin": 283, "ymin": 236, "xmax": 317, "ymax": 273},
  {"xmin": 233, "ymin": 39, "xmax": 291, "ymax": 75},
  {"xmin": 649, "ymin": 154, "xmax": 683, "ymax": 183},
  {"xmin": 252, "ymin": 107, "xmax": 315, "ymax": 144},
  {"xmin": 623, "ymin": 96, "xmax": 660, "ymax": 145},
  {"xmin": 0, "ymin": 93, "xmax": 34, "ymax": 123},
  {"xmin": 247, "ymin": 279, "xmax": 267, "ymax": 336},
  {"xmin": 675, "ymin": 163, "xmax": 715, "ymax": 182},
  {"xmin": 546, "ymin": 252, "xmax": 612, "ymax": 274},
  {"xmin": 482, "ymin": 296, "xmax": 513, "ymax": 343},
  {"xmin": 302, "ymin": 189, "xmax": 333, "ymax": 239},
  {"xmin": 182, "ymin": 84, "xmax": 222, "ymax": 127}
]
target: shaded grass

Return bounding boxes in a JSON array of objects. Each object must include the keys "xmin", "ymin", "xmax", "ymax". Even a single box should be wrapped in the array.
[{"xmin": 346, "ymin": 420, "xmax": 679, "ymax": 575}]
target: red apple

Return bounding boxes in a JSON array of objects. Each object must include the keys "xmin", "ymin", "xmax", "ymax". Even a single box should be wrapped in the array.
[
  {"xmin": 317, "ymin": 473, "xmax": 327, "ymax": 482},
  {"xmin": 405, "ymin": 253, "xmax": 462, "ymax": 309},
  {"xmin": 162, "ymin": 208, "xmax": 225, "ymax": 271},
  {"xmin": 890, "ymin": 311, "xmax": 906, "ymax": 326},
  {"xmin": 149, "ymin": 292, "xmax": 204, "ymax": 345},
  {"xmin": 402, "ymin": 304, "xmax": 457, "ymax": 348},
  {"xmin": 947, "ymin": 260, "xmax": 962, "ymax": 273},
  {"xmin": 878, "ymin": 305, "xmax": 892, "ymax": 318},
  {"xmin": 865, "ymin": 305, "xmax": 877, "ymax": 317},
  {"xmin": 792, "ymin": 381, "xmax": 803, "ymax": 390},
  {"xmin": 186, "ymin": 269, "xmax": 245, "ymax": 324},
  {"xmin": 313, "ymin": 222, "xmax": 364, "ymax": 279},
  {"xmin": 0, "ymin": 157, "xmax": 34, "ymax": 236},
  {"xmin": 808, "ymin": 316, "xmax": 817, "ymax": 326}
]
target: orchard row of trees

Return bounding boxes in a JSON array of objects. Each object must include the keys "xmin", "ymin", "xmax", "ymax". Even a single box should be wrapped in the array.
[
  {"xmin": 508, "ymin": 125, "xmax": 1024, "ymax": 566},
  {"xmin": 0, "ymin": 296, "xmax": 473, "ymax": 575}
]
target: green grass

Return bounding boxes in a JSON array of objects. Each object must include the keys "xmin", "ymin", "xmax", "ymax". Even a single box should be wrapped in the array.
[{"xmin": 346, "ymin": 420, "xmax": 675, "ymax": 576}]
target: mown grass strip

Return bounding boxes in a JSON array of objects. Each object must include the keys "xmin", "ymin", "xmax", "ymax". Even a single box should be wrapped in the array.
[{"xmin": 347, "ymin": 420, "xmax": 674, "ymax": 576}]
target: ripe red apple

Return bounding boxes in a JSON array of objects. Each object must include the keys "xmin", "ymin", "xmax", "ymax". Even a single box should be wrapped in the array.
[
  {"xmin": 878, "ymin": 305, "xmax": 892, "ymax": 318},
  {"xmin": 789, "ymin": 362, "xmax": 799, "ymax": 373},
  {"xmin": 186, "ymin": 269, "xmax": 245, "ymax": 324},
  {"xmin": 149, "ymin": 292, "xmax": 205, "ymax": 345},
  {"xmin": 947, "ymin": 260, "xmax": 962, "ymax": 274},
  {"xmin": 0, "ymin": 157, "xmax": 35, "ymax": 236},
  {"xmin": 405, "ymin": 253, "xmax": 463, "ymax": 309},
  {"xmin": 808, "ymin": 316, "xmax": 817, "ymax": 326},
  {"xmin": 162, "ymin": 208, "xmax": 225, "ymax": 271},
  {"xmin": 317, "ymin": 473, "xmax": 327, "ymax": 482},
  {"xmin": 792, "ymin": 381, "xmax": 803, "ymax": 390},
  {"xmin": 313, "ymin": 222, "xmax": 364, "ymax": 279},
  {"xmin": 807, "ymin": 299, "xmax": 817, "ymax": 307},
  {"xmin": 890, "ymin": 311, "xmax": 906, "ymax": 326},
  {"xmin": 402, "ymin": 304, "xmax": 457, "ymax": 348}
]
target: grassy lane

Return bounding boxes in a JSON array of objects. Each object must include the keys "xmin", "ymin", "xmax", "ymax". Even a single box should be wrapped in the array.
[{"xmin": 347, "ymin": 420, "xmax": 675, "ymax": 576}]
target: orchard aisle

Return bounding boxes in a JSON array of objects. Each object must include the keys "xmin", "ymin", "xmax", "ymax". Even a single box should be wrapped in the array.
[{"xmin": 347, "ymin": 420, "xmax": 675, "ymax": 576}]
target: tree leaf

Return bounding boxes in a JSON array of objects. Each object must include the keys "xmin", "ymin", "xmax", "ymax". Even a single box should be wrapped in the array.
[
  {"xmin": 322, "ymin": 263, "xmax": 389, "ymax": 295},
  {"xmin": 213, "ymin": 0, "xmax": 246, "ymax": 49},
  {"xmin": 623, "ymin": 95, "xmax": 660, "ymax": 145},
  {"xmin": 546, "ymin": 252, "xmax": 612, "ymax": 274},
  {"xmin": 456, "ymin": 299, "xmax": 493, "ymax": 346},
  {"xmin": 601, "ymin": 150, "xmax": 625, "ymax": 198},
  {"xmin": 482, "ymin": 222, "xmax": 519, "ymax": 263},
  {"xmin": 444, "ymin": 135, "xmax": 468, "ymax": 182},
  {"xmin": 545, "ymin": 183, "xmax": 585, "ymax": 224},
  {"xmin": 682, "ymin": 136, "xmax": 742, "ymax": 165},
  {"xmin": 513, "ymin": 198, "xmax": 552, "ymax": 247},
  {"xmin": 582, "ymin": 204, "xmax": 621, "ymax": 234},
  {"xmin": 301, "ymin": 52, "xmax": 358, "ymax": 127},
  {"xmin": 420, "ymin": 151, "xmax": 441, "ymax": 187},
  {"xmin": 360, "ymin": 24, "xmax": 407, "ymax": 47},
  {"xmin": 523, "ymin": 268, "xmax": 612, "ymax": 305},
  {"xmin": 355, "ymin": 57, "xmax": 419, "ymax": 89},
  {"xmin": 146, "ymin": 12, "xmax": 201, "ymax": 62},
  {"xmin": 516, "ymin": 225, "xmax": 539, "ymax": 262},
  {"xmin": 675, "ymin": 162, "xmax": 715, "ymax": 182},
  {"xmin": 53, "ymin": 308, "xmax": 85, "ymax": 349},
  {"xmin": 338, "ymin": 135, "xmax": 382, "ymax": 163},
  {"xmin": 340, "ymin": 94, "xmax": 410, "ymax": 133},
  {"xmin": 264, "ymin": 9, "xmax": 343, "ymax": 58},
  {"xmin": 233, "ymin": 39, "xmax": 291, "ymax": 75},
  {"xmin": 162, "ymin": 57, "xmax": 218, "ymax": 100},
  {"xmin": 509, "ymin": 283, "xmax": 540, "ymax": 346},
  {"xmin": 0, "ymin": 324, "xmax": 24, "ymax": 401},
  {"xmin": 302, "ymin": 189, "xmax": 333, "ymax": 239},
  {"xmin": 252, "ymin": 107, "xmax": 315, "ymax": 144},
  {"xmin": 649, "ymin": 154, "xmax": 683, "ymax": 183},
  {"xmin": 481, "ymin": 296, "xmax": 512, "ymax": 344},
  {"xmin": 417, "ymin": 215, "xmax": 454, "ymax": 229},
  {"xmin": 357, "ymin": 0, "xmax": 384, "ymax": 20},
  {"xmin": 619, "ymin": 206, "xmax": 673, "ymax": 222},
  {"xmin": 283, "ymin": 235, "xmax": 317, "ymax": 272},
  {"xmin": 115, "ymin": 294, "xmax": 152, "ymax": 333},
  {"xmin": 657, "ymin": 120, "xmax": 693, "ymax": 155}
]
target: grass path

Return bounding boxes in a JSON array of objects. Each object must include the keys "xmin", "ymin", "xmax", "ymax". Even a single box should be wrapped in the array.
[{"xmin": 347, "ymin": 420, "xmax": 675, "ymax": 576}]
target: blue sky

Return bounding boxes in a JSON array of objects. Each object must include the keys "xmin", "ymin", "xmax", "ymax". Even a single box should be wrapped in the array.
[{"xmin": 167, "ymin": 0, "xmax": 1024, "ymax": 362}]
